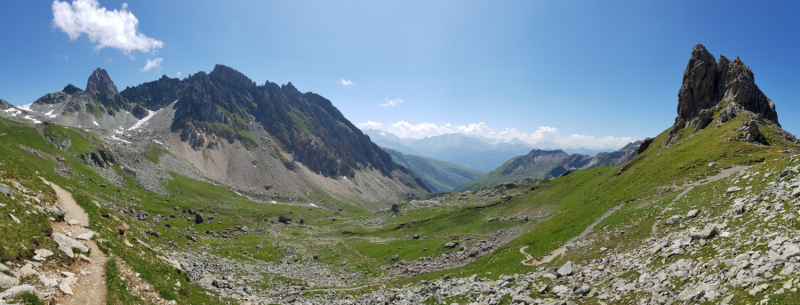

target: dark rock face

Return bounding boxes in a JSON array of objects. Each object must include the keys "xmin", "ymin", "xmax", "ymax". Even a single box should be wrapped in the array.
[
  {"xmin": 125, "ymin": 64, "xmax": 405, "ymax": 179},
  {"xmin": 0, "ymin": 98, "xmax": 12, "ymax": 110},
  {"xmin": 666, "ymin": 44, "xmax": 779, "ymax": 147},
  {"xmin": 120, "ymin": 75, "xmax": 185, "ymax": 110},
  {"xmin": 86, "ymin": 68, "xmax": 119, "ymax": 96}
]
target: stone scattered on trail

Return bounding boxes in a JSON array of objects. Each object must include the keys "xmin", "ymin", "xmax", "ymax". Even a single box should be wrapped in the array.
[
  {"xmin": 53, "ymin": 233, "xmax": 89, "ymax": 258},
  {"xmin": 0, "ymin": 272, "xmax": 19, "ymax": 289},
  {"xmin": 18, "ymin": 264, "xmax": 36, "ymax": 278},
  {"xmin": 78, "ymin": 254, "xmax": 93, "ymax": 263},
  {"xmin": 38, "ymin": 274, "xmax": 58, "ymax": 287},
  {"xmin": 557, "ymin": 261, "xmax": 573, "ymax": 277},
  {"xmin": 686, "ymin": 209, "xmax": 700, "ymax": 218},
  {"xmin": 76, "ymin": 231, "xmax": 95, "ymax": 240},
  {"xmin": 59, "ymin": 275, "xmax": 76, "ymax": 295},
  {"xmin": 0, "ymin": 284, "xmax": 36, "ymax": 300},
  {"xmin": 726, "ymin": 187, "xmax": 742, "ymax": 193},
  {"xmin": 67, "ymin": 219, "xmax": 80, "ymax": 226},
  {"xmin": 33, "ymin": 249, "xmax": 53, "ymax": 261},
  {"xmin": 8, "ymin": 214, "xmax": 20, "ymax": 224}
]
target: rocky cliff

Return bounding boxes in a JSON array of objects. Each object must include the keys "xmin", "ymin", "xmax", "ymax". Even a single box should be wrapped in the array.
[{"xmin": 665, "ymin": 44, "xmax": 779, "ymax": 146}]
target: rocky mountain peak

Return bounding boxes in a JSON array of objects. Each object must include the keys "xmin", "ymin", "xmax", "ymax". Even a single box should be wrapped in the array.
[
  {"xmin": 665, "ymin": 44, "xmax": 779, "ymax": 147},
  {"xmin": 209, "ymin": 64, "xmax": 256, "ymax": 88},
  {"xmin": 85, "ymin": 68, "xmax": 119, "ymax": 96},
  {"xmin": 62, "ymin": 84, "xmax": 82, "ymax": 95}
]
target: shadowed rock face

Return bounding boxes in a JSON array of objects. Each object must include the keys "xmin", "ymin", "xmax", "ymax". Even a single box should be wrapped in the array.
[
  {"xmin": 86, "ymin": 68, "xmax": 119, "ymax": 96},
  {"xmin": 0, "ymin": 98, "xmax": 12, "ymax": 110},
  {"xmin": 665, "ymin": 44, "xmax": 779, "ymax": 147}
]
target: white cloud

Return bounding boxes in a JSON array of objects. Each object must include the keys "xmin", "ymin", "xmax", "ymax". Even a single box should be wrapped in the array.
[
  {"xmin": 356, "ymin": 121, "xmax": 383, "ymax": 130},
  {"xmin": 362, "ymin": 121, "xmax": 632, "ymax": 150},
  {"xmin": 52, "ymin": 0, "xmax": 163, "ymax": 54},
  {"xmin": 140, "ymin": 58, "xmax": 162, "ymax": 72},
  {"xmin": 175, "ymin": 71, "xmax": 181, "ymax": 78},
  {"xmin": 57, "ymin": 54, "xmax": 69, "ymax": 60},
  {"xmin": 336, "ymin": 78, "xmax": 355, "ymax": 86},
  {"xmin": 380, "ymin": 97, "xmax": 404, "ymax": 107}
]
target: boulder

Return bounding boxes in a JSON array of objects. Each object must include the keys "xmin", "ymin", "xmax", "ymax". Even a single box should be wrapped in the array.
[
  {"xmin": 557, "ymin": 261, "xmax": 573, "ymax": 277},
  {"xmin": 443, "ymin": 241, "xmax": 459, "ymax": 248},
  {"xmin": 53, "ymin": 233, "xmax": 89, "ymax": 258},
  {"xmin": 690, "ymin": 225, "xmax": 718, "ymax": 240},
  {"xmin": 726, "ymin": 187, "xmax": 742, "ymax": 193},
  {"xmin": 76, "ymin": 232, "xmax": 95, "ymax": 240},
  {"xmin": 18, "ymin": 264, "xmax": 36, "ymax": 278},
  {"xmin": 0, "ymin": 183, "xmax": 12, "ymax": 197},
  {"xmin": 0, "ymin": 273, "xmax": 19, "ymax": 289},
  {"xmin": 33, "ymin": 249, "xmax": 53, "ymax": 261},
  {"xmin": 687, "ymin": 209, "xmax": 700, "ymax": 218},
  {"xmin": 0, "ymin": 284, "xmax": 36, "ymax": 300}
]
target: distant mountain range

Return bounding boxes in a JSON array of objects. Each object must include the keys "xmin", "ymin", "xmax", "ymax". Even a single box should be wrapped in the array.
[
  {"xmin": 452, "ymin": 140, "xmax": 643, "ymax": 191},
  {"xmin": 383, "ymin": 148, "xmax": 487, "ymax": 193},
  {"xmin": 362, "ymin": 130, "xmax": 613, "ymax": 172}
]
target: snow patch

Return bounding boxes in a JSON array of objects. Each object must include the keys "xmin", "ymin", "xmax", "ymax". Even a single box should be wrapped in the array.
[
  {"xmin": 110, "ymin": 135, "xmax": 131, "ymax": 144},
  {"xmin": 18, "ymin": 104, "xmax": 33, "ymax": 111},
  {"xmin": 93, "ymin": 121, "xmax": 99, "ymax": 126},
  {"xmin": 43, "ymin": 110, "xmax": 57, "ymax": 118},
  {"xmin": 153, "ymin": 140, "xmax": 164, "ymax": 146},
  {"xmin": 310, "ymin": 203, "xmax": 319, "ymax": 208},
  {"xmin": 23, "ymin": 115, "xmax": 41, "ymax": 124},
  {"xmin": 128, "ymin": 108, "xmax": 161, "ymax": 131},
  {"xmin": 233, "ymin": 191, "xmax": 243, "ymax": 196},
  {"xmin": 3, "ymin": 108, "xmax": 21, "ymax": 117}
]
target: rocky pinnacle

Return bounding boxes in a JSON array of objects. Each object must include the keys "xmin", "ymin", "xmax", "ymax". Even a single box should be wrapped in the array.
[
  {"xmin": 665, "ymin": 44, "xmax": 779, "ymax": 147},
  {"xmin": 85, "ymin": 68, "xmax": 119, "ymax": 96}
]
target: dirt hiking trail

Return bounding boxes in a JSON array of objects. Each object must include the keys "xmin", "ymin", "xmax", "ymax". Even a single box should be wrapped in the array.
[
  {"xmin": 520, "ymin": 204, "xmax": 622, "ymax": 266},
  {"xmin": 43, "ymin": 178, "xmax": 108, "ymax": 305},
  {"xmin": 650, "ymin": 165, "xmax": 749, "ymax": 238}
]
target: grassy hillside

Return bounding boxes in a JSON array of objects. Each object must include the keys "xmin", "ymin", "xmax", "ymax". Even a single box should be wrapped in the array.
[
  {"xmin": 453, "ymin": 150, "xmax": 568, "ymax": 192},
  {"xmin": 384, "ymin": 148, "xmax": 486, "ymax": 192},
  {"xmin": 387, "ymin": 106, "xmax": 795, "ymax": 284}
]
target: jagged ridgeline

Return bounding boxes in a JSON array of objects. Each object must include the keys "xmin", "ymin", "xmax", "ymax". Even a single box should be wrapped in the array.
[
  {"xmin": 30, "ymin": 66, "xmax": 423, "ymax": 184},
  {"xmin": 123, "ymin": 65, "xmax": 406, "ymax": 179}
]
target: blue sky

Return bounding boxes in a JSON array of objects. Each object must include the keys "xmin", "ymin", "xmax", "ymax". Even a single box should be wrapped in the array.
[{"xmin": 1, "ymin": 1, "xmax": 799, "ymax": 149}]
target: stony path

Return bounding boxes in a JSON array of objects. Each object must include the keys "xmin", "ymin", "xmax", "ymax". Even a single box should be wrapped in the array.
[
  {"xmin": 43, "ymin": 179, "xmax": 108, "ymax": 305},
  {"xmin": 521, "ymin": 204, "xmax": 622, "ymax": 266},
  {"xmin": 650, "ymin": 165, "xmax": 748, "ymax": 238}
]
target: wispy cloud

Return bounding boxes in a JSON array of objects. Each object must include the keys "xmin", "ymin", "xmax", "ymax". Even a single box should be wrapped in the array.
[
  {"xmin": 140, "ymin": 58, "xmax": 162, "ymax": 72},
  {"xmin": 380, "ymin": 97, "xmax": 403, "ymax": 107},
  {"xmin": 57, "ymin": 54, "xmax": 69, "ymax": 60},
  {"xmin": 175, "ymin": 71, "xmax": 181, "ymax": 78},
  {"xmin": 336, "ymin": 78, "xmax": 356, "ymax": 87},
  {"xmin": 52, "ymin": 0, "xmax": 163, "ymax": 54},
  {"xmin": 359, "ymin": 121, "xmax": 633, "ymax": 150}
]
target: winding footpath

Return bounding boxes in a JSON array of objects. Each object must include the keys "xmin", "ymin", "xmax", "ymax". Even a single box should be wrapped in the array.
[
  {"xmin": 650, "ymin": 165, "xmax": 748, "ymax": 238},
  {"xmin": 520, "ymin": 204, "xmax": 623, "ymax": 266},
  {"xmin": 42, "ymin": 179, "xmax": 108, "ymax": 305}
]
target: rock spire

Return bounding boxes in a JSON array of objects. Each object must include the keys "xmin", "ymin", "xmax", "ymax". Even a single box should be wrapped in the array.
[{"xmin": 665, "ymin": 44, "xmax": 778, "ymax": 146}]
